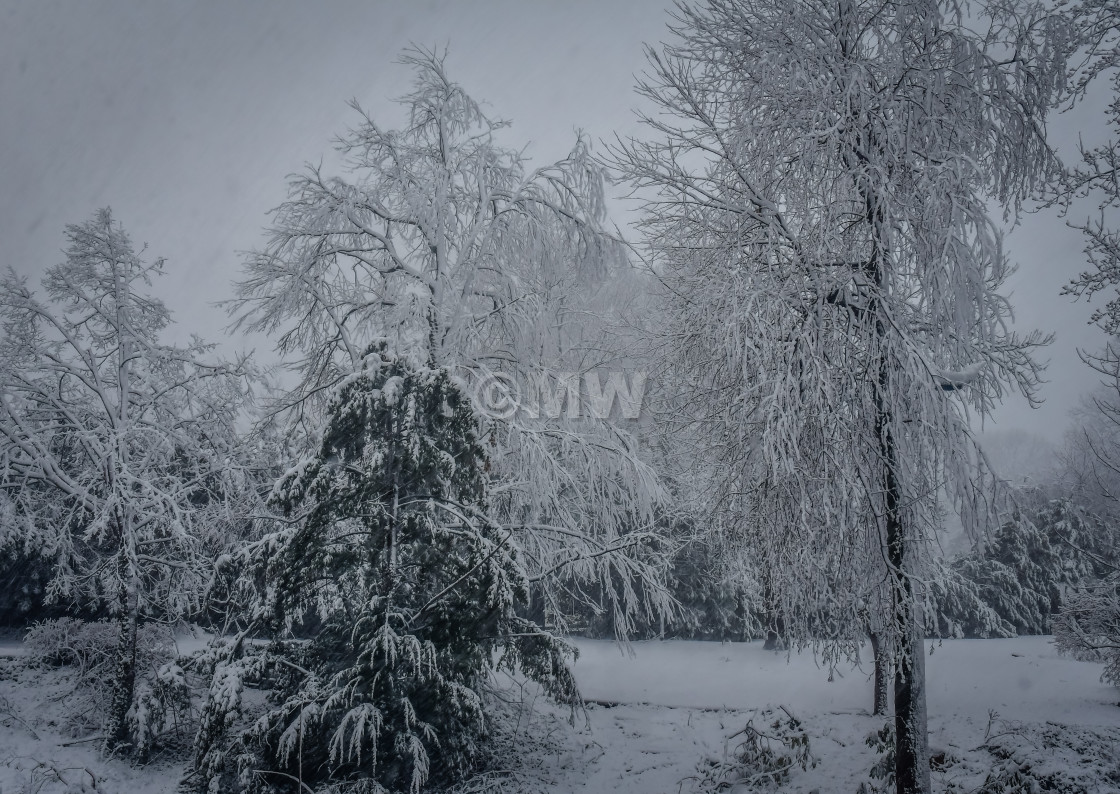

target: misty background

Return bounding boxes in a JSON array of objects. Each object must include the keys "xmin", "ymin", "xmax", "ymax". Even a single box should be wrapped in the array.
[{"xmin": 1, "ymin": 0, "xmax": 1112, "ymax": 455}]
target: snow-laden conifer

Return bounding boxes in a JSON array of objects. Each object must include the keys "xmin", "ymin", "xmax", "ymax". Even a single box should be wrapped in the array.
[{"xmin": 191, "ymin": 344, "xmax": 578, "ymax": 793}]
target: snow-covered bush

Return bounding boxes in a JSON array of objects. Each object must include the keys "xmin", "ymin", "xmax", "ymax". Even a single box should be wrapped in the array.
[
  {"xmin": 191, "ymin": 346, "xmax": 580, "ymax": 793},
  {"xmin": 187, "ymin": 638, "xmax": 268, "ymax": 792},
  {"xmin": 960, "ymin": 720, "xmax": 1120, "ymax": 794},
  {"xmin": 129, "ymin": 659, "xmax": 194, "ymax": 761},
  {"xmin": 864, "ymin": 722, "xmax": 896, "ymax": 790},
  {"xmin": 25, "ymin": 618, "xmax": 173, "ymax": 687},
  {"xmin": 694, "ymin": 706, "xmax": 816, "ymax": 792},
  {"xmin": 24, "ymin": 617, "xmax": 192, "ymax": 756}
]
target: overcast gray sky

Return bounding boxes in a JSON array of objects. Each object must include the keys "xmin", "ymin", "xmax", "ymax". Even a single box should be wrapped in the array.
[{"xmin": 1, "ymin": 1, "xmax": 1112, "ymax": 444}]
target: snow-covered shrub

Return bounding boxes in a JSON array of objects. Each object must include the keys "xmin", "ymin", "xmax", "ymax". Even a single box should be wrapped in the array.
[
  {"xmin": 24, "ymin": 617, "xmax": 190, "ymax": 755},
  {"xmin": 191, "ymin": 346, "xmax": 579, "ymax": 793},
  {"xmin": 694, "ymin": 706, "xmax": 816, "ymax": 791},
  {"xmin": 129, "ymin": 660, "xmax": 193, "ymax": 761},
  {"xmin": 186, "ymin": 638, "xmax": 270, "ymax": 793},
  {"xmin": 25, "ymin": 618, "xmax": 174, "ymax": 685},
  {"xmin": 959, "ymin": 721, "xmax": 1120, "ymax": 794},
  {"xmin": 864, "ymin": 723, "xmax": 895, "ymax": 791}
]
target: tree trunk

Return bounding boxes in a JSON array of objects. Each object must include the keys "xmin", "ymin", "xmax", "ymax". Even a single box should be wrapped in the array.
[
  {"xmin": 104, "ymin": 576, "xmax": 139, "ymax": 754},
  {"xmin": 105, "ymin": 249, "xmax": 139, "ymax": 756},
  {"xmin": 762, "ymin": 583, "xmax": 784, "ymax": 650},
  {"xmin": 878, "ymin": 363, "xmax": 931, "ymax": 794},
  {"xmin": 893, "ymin": 612, "xmax": 930, "ymax": 794},
  {"xmin": 870, "ymin": 631, "xmax": 889, "ymax": 717},
  {"xmin": 734, "ymin": 587, "xmax": 749, "ymax": 643}
]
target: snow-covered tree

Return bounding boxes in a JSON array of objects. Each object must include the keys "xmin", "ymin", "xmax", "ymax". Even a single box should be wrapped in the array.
[
  {"xmin": 1059, "ymin": 4, "xmax": 1120, "ymax": 335},
  {"xmin": 1053, "ymin": 570, "xmax": 1120, "ymax": 686},
  {"xmin": 613, "ymin": 2, "xmax": 1064, "ymax": 791},
  {"xmin": 930, "ymin": 486, "xmax": 1120, "ymax": 643},
  {"xmin": 230, "ymin": 47, "xmax": 670, "ymax": 639},
  {"xmin": 1048, "ymin": 3, "xmax": 1120, "ymax": 525},
  {"xmin": 0, "ymin": 209, "xmax": 251, "ymax": 754},
  {"xmin": 1057, "ymin": 386, "xmax": 1120, "ymax": 524},
  {"xmin": 928, "ymin": 560, "xmax": 1016, "ymax": 640},
  {"xmin": 1036, "ymin": 4, "xmax": 1120, "ymax": 690},
  {"xmin": 191, "ymin": 345, "xmax": 578, "ymax": 793}
]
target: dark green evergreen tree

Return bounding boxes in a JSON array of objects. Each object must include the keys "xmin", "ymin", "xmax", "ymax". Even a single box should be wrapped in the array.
[
  {"xmin": 192, "ymin": 344, "xmax": 578, "ymax": 793},
  {"xmin": 934, "ymin": 496, "xmax": 1117, "ymax": 637},
  {"xmin": 928, "ymin": 561, "xmax": 1015, "ymax": 639}
]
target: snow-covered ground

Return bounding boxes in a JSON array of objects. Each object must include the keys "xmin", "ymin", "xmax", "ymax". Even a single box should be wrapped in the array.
[
  {"xmin": 1, "ymin": 636, "xmax": 1116, "ymax": 793},
  {"xmin": 574, "ymin": 634, "xmax": 1120, "ymax": 724},
  {"xmin": 555, "ymin": 637, "xmax": 1119, "ymax": 792}
]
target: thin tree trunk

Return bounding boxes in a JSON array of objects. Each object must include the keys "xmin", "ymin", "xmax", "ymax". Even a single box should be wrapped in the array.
[
  {"xmin": 104, "ymin": 232, "xmax": 139, "ymax": 755},
  {"xmin": 870, "ymin": 631, "xmax": 889, "ymax": 717},
  {"xmin": 762, "ymin": 582, "xmax": 784, "ymax": 650},
  {"xmin": 104, "ymin": 569, "xmax": 139, "ymax": 754},
  {"xmin": 763, "ymin": 621, "xmax": 784, "ymax": 651},
  {"xmin": 734, "ymin": 587, "xmax": 748, "ymax": 643},
  {"xmin": 857, "ymin": 78, "xmax": 930, "ymax": 780}
]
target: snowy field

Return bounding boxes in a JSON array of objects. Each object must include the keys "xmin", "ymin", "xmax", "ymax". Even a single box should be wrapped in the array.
[
  {"xmin": 1, "ymin": 635, "xmax": 1116, "ymax": 793},
  {"xmin": 560, "ymin": 637, "xmax": 1120, "ymax": 792}
]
